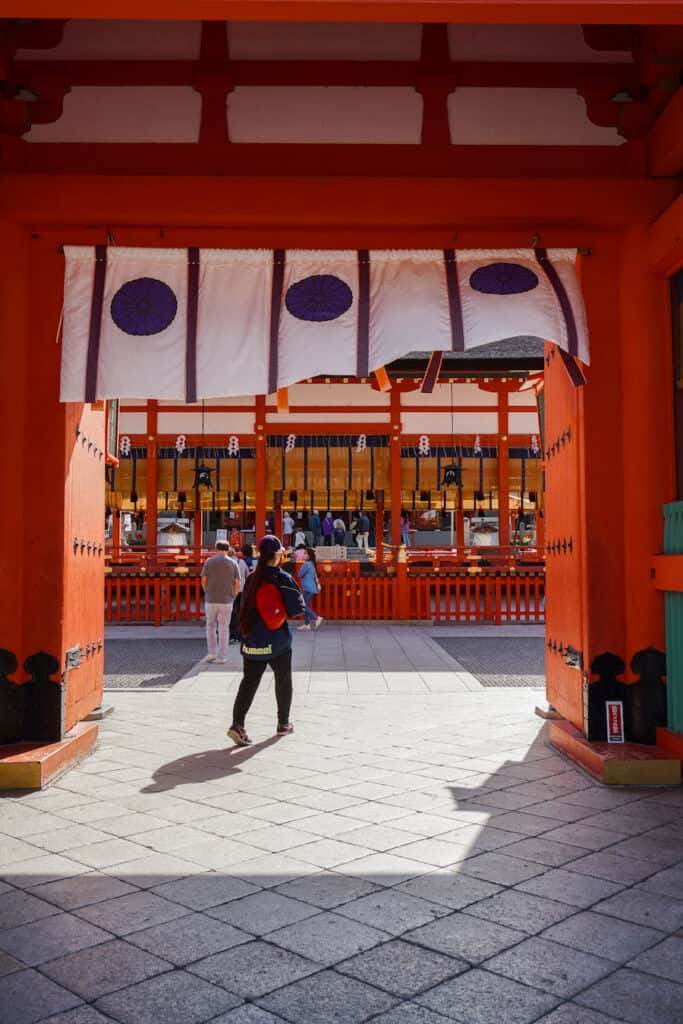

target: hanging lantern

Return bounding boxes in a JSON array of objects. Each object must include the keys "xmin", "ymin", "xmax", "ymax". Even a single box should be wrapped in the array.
[
  {"xmin": 530, "ymin": 434, "xmax": 540, "ymax": 456},
  {"xmin": 129, "ymin": 489, "xmax": 138, "ymax": 504},
  {"xmin": 365, "ymin": 489, "xmax": 375, "ymax": 501},
  {"xmin": 285, "ymin": 433, "xmax": 296, "ymax": 453},
  {"xmin": 119, "ymin": 435, "xmax": 131, "ymax": 456},
  {"xmin": 233, "ymin": 491, "xmax": 241, "ymax": 504},
  {"xmin": 193, "ymin": 463, "xmax": 213, "ymax": 489},
  {"xmin": 418, "ymin": 435, "xmax": 430, "ymax": 456},
  {"xmin": 441, "ymin": 463, "xmax": 462, "ymax": 488},
  {"xmin": 356, "ymin": 434, "xmax": 367, "ymax": 454},
  {"xmin": 289, "ymin": 490, "xmax": 298, "ymax": 503},
  {"xmin": 473, "ymin": 434, "xmax": 483, "ymax": 456},
  {"xmin": 175, "ymin": 434, "xmax": 187, "ymax": 454},
  {"xmin": 177, "ymin": 490, "xmax": 187, "ymax": 508},
  {"xmin": 227, "ymin": 435, "xmax": 240, "ymax": 457}
]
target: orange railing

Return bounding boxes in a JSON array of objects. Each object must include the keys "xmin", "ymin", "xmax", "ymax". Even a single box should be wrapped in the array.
[{"xmin": 105, "ymin": 570, "xmax": 544, "ymax": 625}]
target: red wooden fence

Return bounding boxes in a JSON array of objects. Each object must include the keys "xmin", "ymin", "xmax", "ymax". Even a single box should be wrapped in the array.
[{"xmin": 105, "ymin": 572, "xmax": 544, "ymax": 625}]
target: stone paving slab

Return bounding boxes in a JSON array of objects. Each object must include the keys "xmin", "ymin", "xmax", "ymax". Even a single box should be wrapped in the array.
[{"xmin": 2, "ymin": 624, "xmax": 683, "ymax": 1023}]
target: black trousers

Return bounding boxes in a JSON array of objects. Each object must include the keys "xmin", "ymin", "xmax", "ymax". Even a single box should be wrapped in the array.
[
  {"xmin": 229, "ymin": 592, "xmax": 242, "ymax": 641},
  {"xmin": 232, "ymin": 648, "xmax": 293, "ymax": 728}
]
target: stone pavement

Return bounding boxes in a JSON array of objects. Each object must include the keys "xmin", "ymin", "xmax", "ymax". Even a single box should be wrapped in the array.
[{"xmin": 1, "ymin": 624, "xmax": 683, "ymax": 1024}]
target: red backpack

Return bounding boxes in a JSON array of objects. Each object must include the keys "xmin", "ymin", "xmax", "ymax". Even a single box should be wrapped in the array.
[{"xmin": 255, "ymin": 581, "xmax": 287, "ymax": 630}]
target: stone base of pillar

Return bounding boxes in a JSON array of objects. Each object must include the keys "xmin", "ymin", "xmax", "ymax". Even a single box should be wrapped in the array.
[
  {"xmin": 0, "ymin": 722, "xmax": 99, "ymax": 790},
  {"xmin": 534, "ymin": 702, "xmax": 564, "ymax": 720},
  {"xmin": 83, "ymin": 704, "xmax": 115, "ymax": 722},
  {"xmin": 550, "ymin": 721, "xmax": 681, "ymax": 786}
]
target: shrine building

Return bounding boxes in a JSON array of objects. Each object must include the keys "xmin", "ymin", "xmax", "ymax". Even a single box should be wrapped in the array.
[{"xmin": 2, "ymin": 2, "xmax": 683, "ymax": 785}]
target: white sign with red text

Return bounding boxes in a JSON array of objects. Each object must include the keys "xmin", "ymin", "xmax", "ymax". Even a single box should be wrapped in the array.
[{"xmin": 606, "ymin": 701, "xmax": 625, "ymax": 744}]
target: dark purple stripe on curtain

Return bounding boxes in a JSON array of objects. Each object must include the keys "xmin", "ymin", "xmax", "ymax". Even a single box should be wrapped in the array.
[
  {"xmin": 421, "ymin": 350, "xmax": 443, "ymax": 393},
  {"xmin": 186, "ymin": 247, "xmax": 200, "ymax": 403},
  {"xmin": 444, "ymin": 249, "xmax": 465, "ymax": 352},
  {"xmin": 85, "ymin": 245, "xmax": 107, "ymax": 402},
  {"xmin": 269, "ymin": 250, "xmax": 286, "ymax": 395},
  {"xmin": 558, "ymin": 347, "xmax": 587, "ymax": 387},
  {"xmin": 348, "ymin": 448, "xmax": 353, "ymax": 489},
  {"xmin": 357, "ymin": 250, "xmax": 370, "ymax": 377},
  {"xmin": 535, "ymin": 248, "xmax": 579, "ymax": 358}
]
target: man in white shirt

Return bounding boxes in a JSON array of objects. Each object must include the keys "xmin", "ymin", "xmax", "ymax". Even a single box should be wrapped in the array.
[{"xmin": 282, "ymin": 512, "xmax": 295, "ymax": 547}]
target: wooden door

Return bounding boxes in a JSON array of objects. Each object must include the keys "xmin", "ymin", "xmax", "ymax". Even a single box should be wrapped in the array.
[{"xmin": 543, "ymin": 343, "xmax": 587, "ymax": 729}]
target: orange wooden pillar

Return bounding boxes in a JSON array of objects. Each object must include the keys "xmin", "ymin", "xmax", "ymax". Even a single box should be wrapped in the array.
[
  {"xmin": 0, "ymin": 229, "xmax": 104, "ymax": 745},
  {"xmin": 0, "ymin": 222, "xmax": 29, "ymax": 665},
  {"xmin": 497, "ymin": 389, "xmax": 510, "ymax": 549},
  {"xmin": 255, "ymin": 396, "xmax": 267, "ymax": 539},
  {"xmin": 390, "ymin": 388, "xmax": 402, "ymax": 547},
  {"xmin": 619, "ymin": 226, "xmax": 675, "ymax": 662},
  {"xmin": 146, "ymin": 400, "xmax": 158, "ymax": 560}
]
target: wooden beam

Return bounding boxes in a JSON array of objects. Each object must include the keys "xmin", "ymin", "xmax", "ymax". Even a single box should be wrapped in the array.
[
  {"xmin": 3, "ymin": 2, "xmax": 683, "ymax": 26},
  {"xmin": 1, "ymin": 174, "xmax": 675, "ymax": 229},
  {"xmin": 10, "ymin": 142, "xmax": 648, "ymax": 181},
  {"xmin": 12, "ymin": 58, "xmax": 639, "ymax": 92}
]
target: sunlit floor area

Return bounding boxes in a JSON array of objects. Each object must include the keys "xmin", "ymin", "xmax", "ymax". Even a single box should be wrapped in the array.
[{"xmin": 2, "ymin": 625, "xmax": 683, "ymax": 1024}]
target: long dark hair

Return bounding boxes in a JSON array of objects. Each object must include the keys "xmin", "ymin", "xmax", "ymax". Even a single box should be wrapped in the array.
[
  {"xmin": 305, "ymin": 547, "xmax": 318, "ymax": 569},
  {"xmin": 239, "ymin": 551, "xmax": 273, "ymax": 635}
]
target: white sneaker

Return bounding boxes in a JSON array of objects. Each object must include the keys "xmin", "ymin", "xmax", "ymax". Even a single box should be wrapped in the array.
[
  {"xmin": 206, "ymin": 655, "xmax": 216, "ymax": 662},
  {"xmin": 313, "ymin": 616, "xmax": 324, "ymax": 631},
  {"xmin": 297, "ymin": 624, "xmax": 312, "ymax": 631}
]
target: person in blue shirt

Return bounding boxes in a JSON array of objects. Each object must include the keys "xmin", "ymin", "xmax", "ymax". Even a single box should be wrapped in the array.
[
  {"xmin": 309, "ymin": 509, "xmax": 321, "ymax": 546},
  {"xmin": 297, "ymin": 547, "xmax": 324, "ymax": 632},
  {"xmin": 227, "ymin": 535, "xmax": 305, "ymax": 748}
]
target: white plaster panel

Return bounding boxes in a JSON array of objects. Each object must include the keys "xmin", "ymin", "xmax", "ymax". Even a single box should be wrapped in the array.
[
  {"xmin": 17, "ymin": 20, "xmax": 202, "ymax": 60},
  {"xmin": 228, "ymin": 86, "xmax": 422, "ymax": 144},
  {"xmin": 266, "ymin": 412, "xmax": 389, "ymax": 424},
  {"xmin": 448, "ymin": 24, "xmax": 632, "ymax": 64},
  {"xmin": 227, "ymin": 22, "xmax": 422, "ymax": 61},
  {"xmin": 401, "ymin": 412, "xmax": 498, "ymax": 434},
  {"xmin": 158, "ymin": 398, "xmax": 255, "ymax": 407},
  {"xmin": 285, "ymin": 383, "xmax": 390, "ymax": 406},
  {"xmin": 509, "ymin": 390, "xmax": 540, "ymax": 407},
  {"xmin": 448, "ymin": 88, "xmax": 623, "ymax": 147},
  {"xmin": 404, "ymin": 383, "xmax": 498, "ymax": 407},
  {"xmin": 27, "ymin": 87, "xmax": 201, "ymax": 143},
  {"xmin": 509, "ymin": 412, "xmax": 540, "ymax": 433},
  {"xmin": 158, "ymin": 412, "xmax": 255, "ymax": 433},
  {"xmin": 119, "ymin": 413, "xmax": 146, "ymax": 433},
  {"xmin": 120, "ymin": 399, "xmax": 147, "ymax": 407}
]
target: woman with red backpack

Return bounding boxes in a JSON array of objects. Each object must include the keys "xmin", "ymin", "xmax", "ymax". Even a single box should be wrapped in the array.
[{"xmin": 227, "ymin": 535, "xmax": 305, "ymax": 748}]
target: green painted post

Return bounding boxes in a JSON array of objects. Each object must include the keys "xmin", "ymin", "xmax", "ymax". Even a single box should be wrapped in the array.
[{"xmin": 663, "ymin": 502, "xmax": 683, "ymax": 733}]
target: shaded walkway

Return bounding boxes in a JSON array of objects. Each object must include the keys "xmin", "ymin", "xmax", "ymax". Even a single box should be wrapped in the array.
[{"xmin": 1, "ymin": 625, "xmax": 683, "ymax": 1024}]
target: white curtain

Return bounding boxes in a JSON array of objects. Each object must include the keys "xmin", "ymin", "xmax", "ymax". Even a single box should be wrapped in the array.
[{"xmin": 60, "ymin": 246, "xmax": 589, "ymax": 401}]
